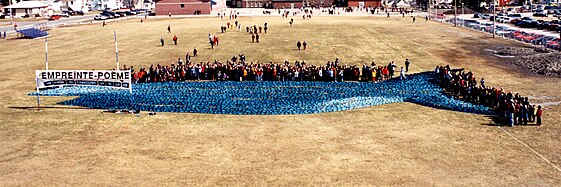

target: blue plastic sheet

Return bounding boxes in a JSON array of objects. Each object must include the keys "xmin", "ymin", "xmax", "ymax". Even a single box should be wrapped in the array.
[{"xmin": 29, "ymin": 71, "xmax": 492, "ymax": 115}]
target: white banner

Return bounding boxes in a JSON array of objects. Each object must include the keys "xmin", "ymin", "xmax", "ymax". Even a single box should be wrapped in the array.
[{"xmin": 35, "ymin": 70, "xmax": 132, "ymax": 90}]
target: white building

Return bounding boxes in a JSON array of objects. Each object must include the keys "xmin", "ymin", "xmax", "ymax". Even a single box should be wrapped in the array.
[
  {"xmin": 88, "ymin": 0, "xmax": 122, "ymax": 10},
  {"xmin": 3, "ymin": 1, "xmax": 49, "ymax": 17},
  {"xmin": 63, "ymin": 0, "xmax": 90, "ymax": 12},
  {"xmin": 121, "ymin": 0, "xmax": 155, "ymax": 9}
]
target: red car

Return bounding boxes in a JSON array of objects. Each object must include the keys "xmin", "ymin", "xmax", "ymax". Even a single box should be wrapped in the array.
[{"xmin": 48, "ymin": 15, "xmax": 61, "ymax": 21}]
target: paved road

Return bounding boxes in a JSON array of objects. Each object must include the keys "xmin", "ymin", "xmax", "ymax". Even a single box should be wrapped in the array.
[{"xmin": 0, "ymin": 15, "xmax": 95, "ymax": 34}]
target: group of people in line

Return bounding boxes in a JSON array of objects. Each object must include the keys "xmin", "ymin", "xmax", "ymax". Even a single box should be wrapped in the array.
[
  {"xmin": 436, "ymin": 65, "xmax": 544, "ymax": 126},
  {"xmin": 126, "ymin": 55, "xmax": 411, "ymax": 84}
]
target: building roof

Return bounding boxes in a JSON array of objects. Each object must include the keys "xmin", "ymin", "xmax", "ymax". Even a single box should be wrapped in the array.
[{"xmin": 4, "ymin": 1, "xmax": 49, "ymax": 9}]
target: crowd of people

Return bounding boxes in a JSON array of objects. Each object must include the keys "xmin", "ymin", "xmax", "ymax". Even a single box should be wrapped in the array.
[
  {"xmin": 126, "ymin": 55, "xmax": 411, "ymax": 84},
  {"xmin": 436, "ymin": 65, "xmax": 543, "ymax": 126}
]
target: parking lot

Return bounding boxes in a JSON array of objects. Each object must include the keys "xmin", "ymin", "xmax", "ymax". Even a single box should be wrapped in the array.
[{"xmin": 441, "ymin": 13, "xmax": 561, "ymax": 50}]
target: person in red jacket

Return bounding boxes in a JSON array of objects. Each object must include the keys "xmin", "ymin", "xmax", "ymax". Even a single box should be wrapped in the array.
[
  {"xmin": 173, "ymin": 35, "xmax": 178, "ymax": 45},
  {"xmin": 536, "ymin": 105, "xmax": 543, "ymax": 126}
]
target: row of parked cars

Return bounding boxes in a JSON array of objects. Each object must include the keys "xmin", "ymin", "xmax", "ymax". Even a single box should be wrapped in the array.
[
  {"xmin": 94, "ymin": 9, "xmax": 149, "ymax": 20},
  {"xmin": 48, "ymin": 10, "xmax": 85, "ymax": 21},
  {"xmin": 448, "ymin": 18, "xmax": 561, "ymax": 50},
  {"xmin": 474, "ymin": 13, "xmax": 561, "ymax": 32}
]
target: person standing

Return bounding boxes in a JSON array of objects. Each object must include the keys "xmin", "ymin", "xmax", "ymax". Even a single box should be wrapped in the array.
[
  {"xmin": 259, "ymin": 26, "xmax": 262, "ymax": 33},
  {"xmin": 536, "ymin": 105, "xmax": 543, "ymax": 126},
  {"xmin": 413, "ymin": 16, "xmax": 416, "ymax": 22},
  {"xmin": 160, "ymin": 37, "xmax": 164, "ymax": 46},
  {"xmin": 103, "ymin": 21, "xmax": 106, "ymax": 27},
  {"xmin": 210, "ymin": 39, "xmax": 214, "ymax": 49},
  {"xmin": 303, "ymin": 41, "xmax": 307, "ymax": 50},
  {"xmin": 297, "ymin": 41, "xmax": 302, "ymax": 50},
  {"xmin": 404, "ymin": 59, "xmax": 410, "ymax": 72},
  {"xmin": 167, "ymin": 25, "xmax": 171, "ymax": 33},
  {"xmin": 193, "ymin": 47, "xmax": 198, "ymax": 56},
  {"xmin": 255, "ymin": 33, "xmax": 260, "ymax": 43},
  {"xmin": 400, "ymin": 67, "xmax": 406, "ymax": 79},
  {"xmin": 251, "ymin": 33, "xmax": 255, "ymax": 43},
  {"xmin": 173, "ymin": 35, "xmax": 178, "ymax": 45},
  {"xmin": 264, "ymin": 25, "xmax": 268, "ymax": 33}
]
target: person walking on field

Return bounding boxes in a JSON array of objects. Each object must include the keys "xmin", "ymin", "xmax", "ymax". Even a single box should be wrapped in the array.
[
  {"xmin": 193, "ymin": 47, "xmax": 198, "ymax": 57},
  {"xmin": 173, "ymin": 35, "xmax": 178, "ymax": 45},
  {"xmin": 251, "ymin": 33, "xmax": 255, "ymax": 43},
  {"xmin": 400, "ymin": 67, "xmax": 406, "ymax": 80},
  {"xmin": 167, "ymin": 25, "xmax": 171, "ymax": 33},
  {"xmin": 303, "ymin": 41, "xmax": 307, "ymax": 50},
  {"xmin": 160, "ymin": 37, "xmax": 164, "ymax": 46},
  {"xmin": 297, "ymin": 41, "xmax": 302, "ymax": 50},
  {"xmin": 413, "ymin": 16, "xmax": 416, "ymax": 22},
  {"xmin": 255, "ymin": 33, "xmax": 260, "ymax": 43}
]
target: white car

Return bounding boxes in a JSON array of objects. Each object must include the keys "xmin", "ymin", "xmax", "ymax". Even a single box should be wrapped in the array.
[
  {"xmin": 501, "ymin": 17, "xmax": 513, "ymax": 23},
  {"xmin": 94, "ymin": 15, "xmax": 108, "ymax": 20},
  {"xmin": 496, "ymin": 16, "xmax": 504, "ymax": 23}
]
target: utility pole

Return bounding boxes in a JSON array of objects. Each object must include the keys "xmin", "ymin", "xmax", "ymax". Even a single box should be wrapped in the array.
[
  {"xmin": 45, "ymin": 36, "xmax": 48, "ymax": 70},
  {"xmin": 428, "ymin": 0, "xmax": 431, "ymax": 20},
  {"xmin": 493, "ymin": 0, "xmax": 496, "ymax": 38},
  {"xmin": 114, "ymin": 31, "xmax": 119, "ymax": 70},
  {"xmin": 454, "ymin": 0, "xmax": 457, "ymax": 26},
  {"xmin": 462, "ymin": 2, "xmax": 464, "ymax": 26}
]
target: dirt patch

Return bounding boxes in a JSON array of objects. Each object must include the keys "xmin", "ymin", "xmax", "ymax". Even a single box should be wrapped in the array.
[{"xmin": 493, "ymin": 46, "xmax": 561, "ymax": 77}]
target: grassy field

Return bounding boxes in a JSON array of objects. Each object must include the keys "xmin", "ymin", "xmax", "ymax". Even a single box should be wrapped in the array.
[{"xmin": 0, "ymin": 16, "xmax": 560, "ymax": 185}]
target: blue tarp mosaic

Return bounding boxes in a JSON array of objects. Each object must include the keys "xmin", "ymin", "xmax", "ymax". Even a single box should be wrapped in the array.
[{"xmin": 29, "ymin": 72, "xmax": 492, "ymax": 115}]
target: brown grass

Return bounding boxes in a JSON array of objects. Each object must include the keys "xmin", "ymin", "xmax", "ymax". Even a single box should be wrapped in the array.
[{"xmin": 0, "ymin": 16, "xmax": 560, "ymax": 185}]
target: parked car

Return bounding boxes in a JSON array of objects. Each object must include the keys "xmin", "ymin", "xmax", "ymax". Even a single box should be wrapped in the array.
[
  {"xmin": 101, "ymin": 12, "xmax": 114, "ymax": 19},
  {"xmin": 94, "ymin": 15, "xmax": 108, "ymax": 20},
  {"xmin": 547, "ymin": 24, "xmax": 560, "ymax": 31},
  {"xmin": 474, "ymin": 13, "xmax": 482, "ymax": 18},
  {"xmin": 501, "ymin": 17, "xmax": 513, "ymax": 23},
  {"xmin": 533, "ymin": 12, "xmax": 548, "ymax": 17},
  {"xmin": 48, "ymin": 15, "xmax": 62, "ymax": 21},
  {"xmin": 103, "ymin": 11, "xmax": 119, "ymax": 18},
  {"xmin": 519, "ymin": 20, "xmax": 539, "ymax": 28},
  {"xmin": 482, "ymin": 14, "xmax": 491, "ymax": 19},
  {"xmin": 537, "ymin": 21, "xmax": 550, "ymax": 30},
  {"xmin": 58, "ymin": 12, "xmax": 70, "ymax": 17},
  {"xmin": 62, "ymin": 10, "xmax": 75, "ymax": 16},
  {"xmin": 508, "ymin": 14, "xmax": 522, "ymax": 18},
  {"xmin": 76, "ymin": 11, "xmax": 84, "ymax": 16}
]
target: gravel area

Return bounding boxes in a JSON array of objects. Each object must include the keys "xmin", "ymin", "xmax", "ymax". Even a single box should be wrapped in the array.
[{"xmin": 495, "ymin": 46, "xmax": 561, "ymax": 77}]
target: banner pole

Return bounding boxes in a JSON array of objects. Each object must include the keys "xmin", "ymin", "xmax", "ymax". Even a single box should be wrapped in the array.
[
  {"xmin": 45, "ymin": 36, "xmax": 48, "ymax": 70},
  {"xmin": 36, "ymin": 77, "xmax": 41, "ymax": 111},
  {"xmin": 114, "ymin": 31, "xmax": 119, "ymax": 71}
]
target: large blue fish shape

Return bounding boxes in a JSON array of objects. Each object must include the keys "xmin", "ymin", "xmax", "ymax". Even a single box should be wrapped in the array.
[{"xmin": 30, "ymin": 71, "xmax": 492, "ymax": 115}]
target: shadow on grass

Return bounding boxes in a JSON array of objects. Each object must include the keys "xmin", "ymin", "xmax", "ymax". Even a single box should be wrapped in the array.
[{"xmin": 480, "ymin": 114, "xmax": 541, "ymax": 127}]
